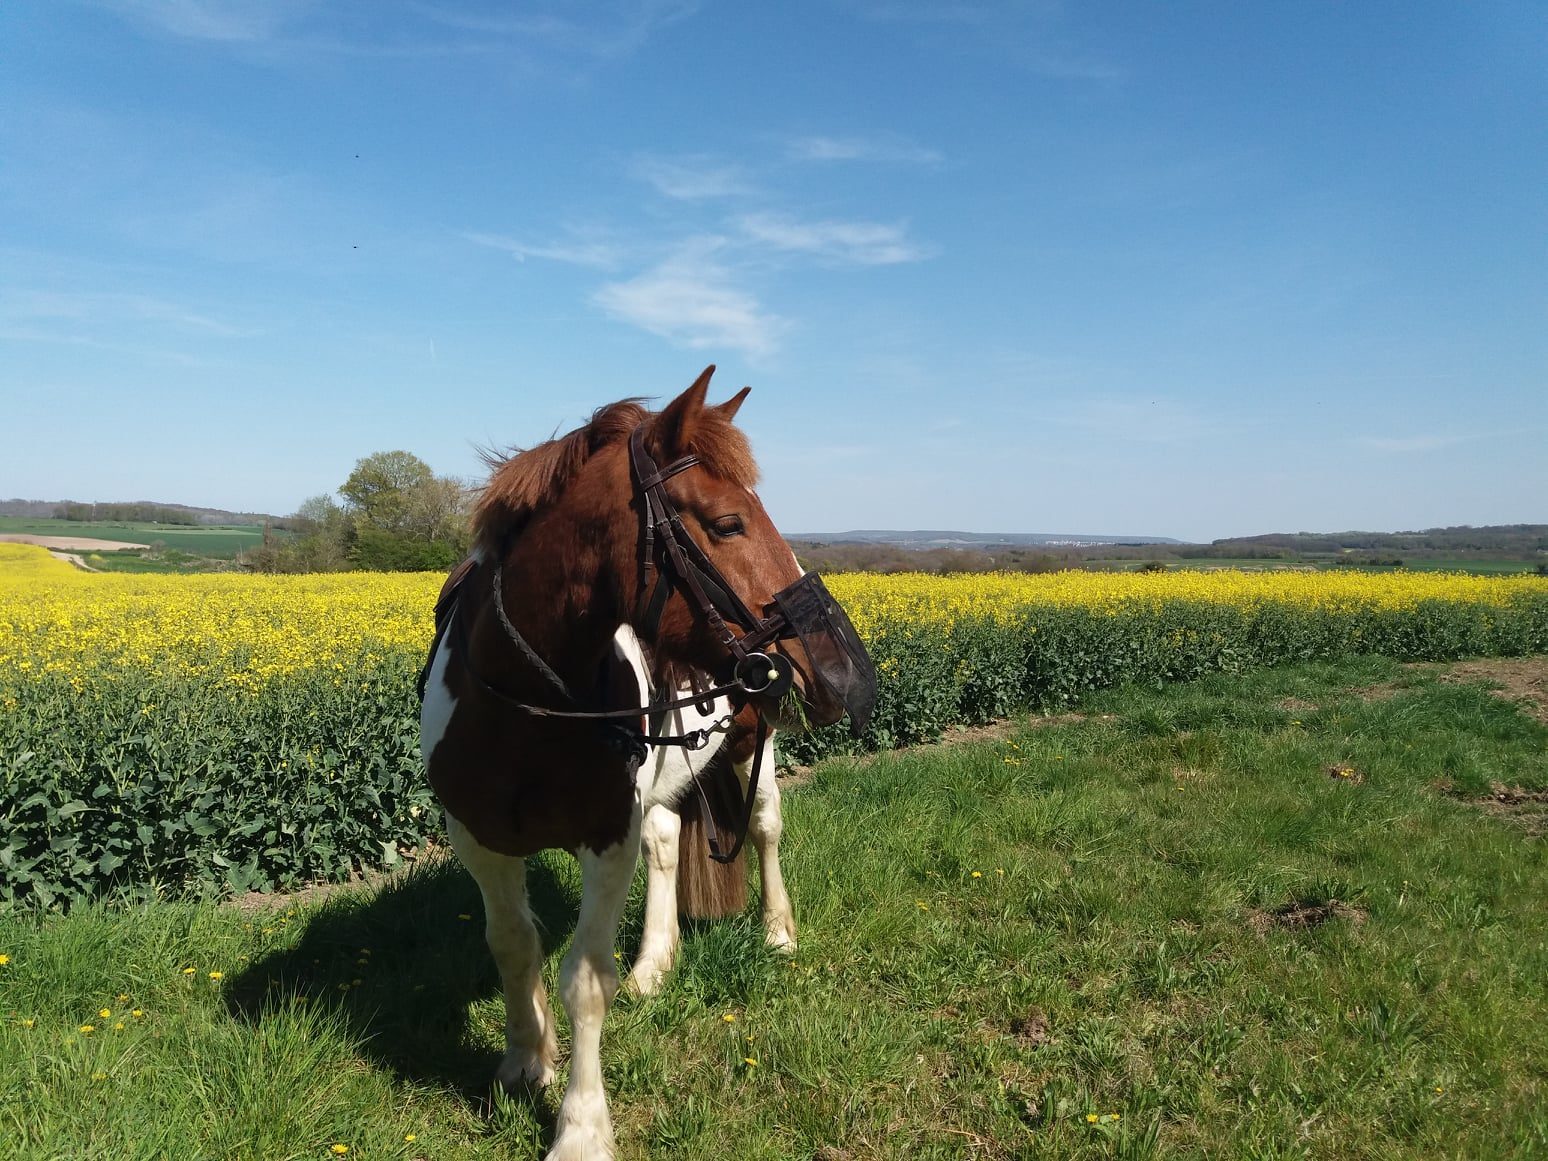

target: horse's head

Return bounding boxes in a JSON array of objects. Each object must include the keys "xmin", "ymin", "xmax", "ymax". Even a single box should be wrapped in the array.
[{"xmin": 630, "ymin": 367, "xmax": 874, "ymax": 734}]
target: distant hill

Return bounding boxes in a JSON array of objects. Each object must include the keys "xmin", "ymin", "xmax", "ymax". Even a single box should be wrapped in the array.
[
  {"xmin": 792, "ymin": 529, "xmax": 1183, "ymax": 548},
  {"xmin": 1207, "ymin": 525, "xmax": 1548, "ymax": 554},
  {"xmin": 0, "ymin": 499, "xmax": 277, "ymax": 525}
]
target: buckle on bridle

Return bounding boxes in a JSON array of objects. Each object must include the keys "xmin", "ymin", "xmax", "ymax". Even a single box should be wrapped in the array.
[{"xmin": 734, "ymin": 651, "xmax": 793, "ymax": 699}]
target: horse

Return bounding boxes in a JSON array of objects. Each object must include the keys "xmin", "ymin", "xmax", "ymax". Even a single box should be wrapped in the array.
[{"xmin": 418, "ymin": 367, "xmax": 875, "ymax": 1160}]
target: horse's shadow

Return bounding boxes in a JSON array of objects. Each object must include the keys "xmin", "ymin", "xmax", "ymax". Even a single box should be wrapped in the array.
[{"xmin": 222, "ymin": 853, "xmax": 585, "ymax": 1115}]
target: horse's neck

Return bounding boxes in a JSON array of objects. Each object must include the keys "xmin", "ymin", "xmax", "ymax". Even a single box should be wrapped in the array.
[{"xmin": 482, "ymin": 530, "xmax": 627, "ymax": 704}]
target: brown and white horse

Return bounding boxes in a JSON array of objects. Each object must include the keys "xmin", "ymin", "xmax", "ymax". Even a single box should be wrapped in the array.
[{"xmin": 419, "ymin": 368, "xmax": 867, "ymax": 1160}]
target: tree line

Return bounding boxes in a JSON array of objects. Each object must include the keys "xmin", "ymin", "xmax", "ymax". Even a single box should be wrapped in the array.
[
  {"xmin": 56, "ymin": 502, "xmax": 197, "ymax": 525},
  {"xmin": 244, "ymin": 451, "xmax": 472, "ymax": 573}
]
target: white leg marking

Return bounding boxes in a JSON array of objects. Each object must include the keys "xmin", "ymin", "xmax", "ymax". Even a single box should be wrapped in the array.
[
  {"xmin": 744, "ymin": 736, "xmax": 797, "ymax": 952},
  {"xmin": 445, "ymin": 815, "xmax": 558, "ymax": 1090},
  {"xmin": 627, "ymin": 803, "xmax": 682, "ymax": 996},
  {"xmin": 547, "ymin": 826, "xmax": 640, "ymax": 1161}
]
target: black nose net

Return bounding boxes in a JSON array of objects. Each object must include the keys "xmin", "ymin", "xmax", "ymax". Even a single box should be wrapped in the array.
[{"xmin": 770, "ymin": 573, "xmax": 877, "ymax": 736}]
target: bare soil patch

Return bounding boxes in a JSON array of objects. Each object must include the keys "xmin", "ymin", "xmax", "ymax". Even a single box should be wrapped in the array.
[
  {"xmin": 1249, "ymin": 899, "xmax": 1367, "ymax": 935},
  {"xmin": 1476, "ymin": 781, "xmax": 1548, "ymax": 838},
  {"xmin": 1432, "ymin": 657, "xmax": 1548, "ymax": 725},
  {"xmin": 226, "ymin": 845, "xmax": 445, "ymax": 913},
  {"xmin": 0, "ymin": 533, "xmax": 150, "ymax": 551}
]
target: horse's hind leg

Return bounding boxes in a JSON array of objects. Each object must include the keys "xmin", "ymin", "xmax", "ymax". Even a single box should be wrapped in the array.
[
  {"xmin": 549, "ymin": 820, "xmax": 639, "ymax": 1161},
  {"xmin": 445, "ymin": 815, "xmax": 558, "ymax": 1090},
  {"xmin": 626, "ymin": 801, "xmax": 681, "ymax": 997},
  {"xmin": 743, "ymin": 736, "xmax": 796, "ymax": 952}
]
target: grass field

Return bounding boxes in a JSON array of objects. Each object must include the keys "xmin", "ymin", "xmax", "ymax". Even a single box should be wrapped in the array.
[
  {"xmin": 3, "ymin": 654, "xmax": 1545, "ymax": 1159},
  {"xmin": 0, "ymin": 516, "xmax": 268, "ymax": 557}
]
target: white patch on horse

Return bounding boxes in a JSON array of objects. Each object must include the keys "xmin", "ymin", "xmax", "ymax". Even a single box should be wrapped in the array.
[{"xmin": 418, "ymin": 631, "xmax": 457, "ymax": 768}]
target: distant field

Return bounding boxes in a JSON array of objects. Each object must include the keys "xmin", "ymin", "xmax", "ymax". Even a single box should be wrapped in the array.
[
  {"xmin": 1086, "ymin": 556, "xmax": 1542, "ymax": 576},
  {"xmin": 0, "ymin": 517, "xmax": 267, "ymax": 558}
]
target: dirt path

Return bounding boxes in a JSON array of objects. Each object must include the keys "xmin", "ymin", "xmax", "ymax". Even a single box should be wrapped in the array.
[
  {"xmin": 0, "ymin": 533, "xmax": 150, "ymax": 551},
  {"xmin": 47, "ymin": 550, "xmax": 99, "ymax": 572}
]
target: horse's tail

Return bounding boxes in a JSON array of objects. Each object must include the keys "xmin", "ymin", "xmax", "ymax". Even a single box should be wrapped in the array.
[{"xmin": 676, "ymin": 748, "xmax": 749, "ymax": 919}]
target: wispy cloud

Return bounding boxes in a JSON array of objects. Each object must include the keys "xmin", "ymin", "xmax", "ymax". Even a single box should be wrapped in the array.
[
  {"xmin": 98, "ymin": 0, "xmax": 698, "ymax": 62},
  {"xmin": 631, "ymin": 155, "xmax": 755, "ymax": 200},
  {"xmin": 463, "ymin": 231, "xmax": 619, "ymax": 269},
  {"xmin": 0, "ymin": 289, "xmax": 255, "ymax": 337},
  {"xmin": 785, "ymin": 134, "xmax": 942, "ymax": 165},
  {"xmin": 593, "ymin": 240, "xmax": 786, "ymax": 359},
  {"xmin": 736, "ymin": 213, "xmax": 934, "ymax": 265}
]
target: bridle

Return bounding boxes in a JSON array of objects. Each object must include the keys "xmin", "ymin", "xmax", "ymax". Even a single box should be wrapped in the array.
[{"xmin": 429, "ymin": 422, "xmax": 863, "ymax": 863}]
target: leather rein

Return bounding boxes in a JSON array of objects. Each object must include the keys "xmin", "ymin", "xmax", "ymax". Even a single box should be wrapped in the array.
[{"xmin": 439, "ymin": 423, "xmax": 799, "ymax": 863}]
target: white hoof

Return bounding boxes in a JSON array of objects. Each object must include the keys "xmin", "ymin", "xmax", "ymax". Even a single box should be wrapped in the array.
[
  {"xmin": 544, "ymin": 1123, "xmax": 616, "ymax": 1161},
  {"xmin": 764, "ymin": 916, "xmax": 797, "ymax": 953},
  {"xmin": 497, "ymin": 1045, "xmax": 557, "ymax": 1091},
  {"xmin": 625, "ymin": 956, "xmax": 672, "ymax": 997}
]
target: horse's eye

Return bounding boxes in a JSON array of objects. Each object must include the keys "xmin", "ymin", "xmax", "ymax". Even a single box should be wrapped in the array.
[{"xmin": 710, "ymin": 515, "xmax": 745, "ymax": 539}]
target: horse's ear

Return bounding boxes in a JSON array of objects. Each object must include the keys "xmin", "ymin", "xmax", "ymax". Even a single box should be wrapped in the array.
[
  {"xmin": 713, "ymin": 386, "xmax": 751, "ymax": 422},
  {"xmin": 656, "ymin": 365, "xmax": 715, "ymax": 455}
]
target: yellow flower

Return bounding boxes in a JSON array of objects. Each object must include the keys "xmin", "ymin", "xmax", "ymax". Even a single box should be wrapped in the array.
[
  {"xmin": 330, "ymin": 1146, "xmax": 349, "ymax": 1156},
  {"xmin": 743, "ymin": 1057, "xmax": 758, "ymax": 1067},
  {"xmin": 404, "ymin": 1134, "xmax": 417, "ymax": 1143},
  {"xmin": 0, "ymin": 954, "xmax": 10, "ymax": 966},
  {"xmin": 131, "ymin": 1009, "xmax": 144, "ymax": 1018},
  {"xmin": 92, "ymin": 1071, "xmax": 108, "ymax": 1081},
  {"xmin": 915, "ymin": 900, "xmax": 929, "ymax": 911},
  {"xmin": 80, "ymin": 1024, "xmax": 96, "ymax": 1034},
  {"xmin": 208, "ymin": 971, "xmax": 223, "ymax": 981},
  {"xmin": 116, "ymin": 993, "xmax": 129, "ymax": 1002},
  {"xmin": 971, "ymin": 870, "xmax": 982, "ymax": 879},
  {"xmin": 114, "ymin": 1022, "xmax": 126, "ymax": 1031},
  {"xmin": 722, "ymin": 1013, "xmax": 737, "ymax": 1023},
  {"xmin": 99, "ymin": 1008, "xmax": 112, "ymax": 1018},
  {"xmin": 20, "ymin": 1018, "xmax": 35, "ymax": 1029},
  {"xmin": 181, "ymin": 967, "xmax": 196, "ymax": 976},
  {"xmin": 1086, "ymin": 1113, "xmax": 1099, "ymax": 1124}
]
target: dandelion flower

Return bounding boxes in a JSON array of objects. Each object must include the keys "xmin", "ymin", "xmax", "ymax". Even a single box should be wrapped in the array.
[
  {"xmin": 99, "ymin": 1008, "xmax": 112, "ymax": 1019},
  {"xmin": 208, "ymin": 971, "xmax": 223, "ymax": 981},
  {"xmin": 20, "ymin": 1019, "xmax": 35, "ymax": 1029},
  {"xmin": 131, "ymin": 1009, "xmax": 144, "ymax": 1018},
  {"xmin": 722, "ymin": 1013, "xmax": 737, "ymax": 1023},
  {"xmin": 916, "ymin": 900, "xmax": 929, "ymax": 910},
  {"xmin": 743, "ymin": 1057, "xmax": 758, "ymax": 1067},
  {"xmin": 116, "ymin": 993, "xmax": 129, "ymax": 1003},
  {"xmin": 114, "ymin": 1022, "xmax": 125, "ymax": 1031},
  {"xmin": 971, "ymin": 871, "xmax": 983, "ymax": 879},
  {"xmin": 0, "ymin": 954, "xmax": 10, "ymax": 966},
  {"xmin": 92, "ymin": 1072, "xmax": 107, "ymax": 1081},
  {"xmin": 181, "ymin": 967, "xmax": 196, "ymax": 976},
  {"xmin": 1086, "ymin": 1113, "xmax": 1099, "ymax": 1124},
  {"xmin": 404, "ymin": 1134, "xmax": 417, "ymax": 1143},
  {"xmin": 79, "ymin": 1024, "xmax": 96, "ymax": 1034},
  {"xmin": 330, "ymin": 1146, "xmax": 349, "ymax": 1156}
]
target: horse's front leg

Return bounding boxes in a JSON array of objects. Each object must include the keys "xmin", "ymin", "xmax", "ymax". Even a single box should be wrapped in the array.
[
  {"xmin": 743, "ymin": 737, "xmax": 796, "ymax": 952},
  {"xmin": 547, "ymin": 814, "xmax": 640, "ymax": 1161},
  {"xmin": 626, "ymin": 802, "xmax": 681, "ymax": 997},
  {"xmin": 445, "ymin": 815, "xmax": 558, "ymax": 1090}
]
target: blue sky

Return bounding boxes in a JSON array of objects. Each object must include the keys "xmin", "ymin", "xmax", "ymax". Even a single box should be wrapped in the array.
[{"xmin": 2, "ymin": 1, "xmax": 1544, "ymax": 541}]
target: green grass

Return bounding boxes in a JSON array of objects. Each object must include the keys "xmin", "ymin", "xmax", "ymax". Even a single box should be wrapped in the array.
[
  {"xmin": 3, "ymin": 656, "xmax": 1547, "ymax": 1158},
  {"xmin": 0, "ymin": 516, "xmax": 268, "ymax": 557}
]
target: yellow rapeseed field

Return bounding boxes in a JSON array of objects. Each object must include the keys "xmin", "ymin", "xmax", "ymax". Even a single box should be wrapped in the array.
[{"xmin": 2, "ymin": 542, "xmax": 1543, "ymax": 681}]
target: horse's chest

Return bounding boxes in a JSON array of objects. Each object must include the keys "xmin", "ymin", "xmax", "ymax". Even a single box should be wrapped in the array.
[{"xmin": 428, "ymin": 708, "xmax": 638, "ymax": 857}]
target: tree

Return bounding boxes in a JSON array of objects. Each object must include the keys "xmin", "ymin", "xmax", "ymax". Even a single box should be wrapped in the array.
[{"xmin": 339, "ymin": 451, "xmax": 435, "ymax": 536}]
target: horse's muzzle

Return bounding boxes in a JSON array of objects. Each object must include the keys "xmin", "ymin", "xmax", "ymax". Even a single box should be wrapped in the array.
[{"xmin": 767, "ymin": 573, "xmax": 877, "ymax": 736}]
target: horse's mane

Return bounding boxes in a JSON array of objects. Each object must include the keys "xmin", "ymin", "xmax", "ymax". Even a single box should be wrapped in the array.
[{"xmin": 472, "ymin": 397, "xmax": 758, "ymax": 553}]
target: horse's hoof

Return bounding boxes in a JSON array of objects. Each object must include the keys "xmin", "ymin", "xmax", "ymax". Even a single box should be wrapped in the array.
[
  {"xmin": 497, "ymin": 1048, "xmax": 557, "ymax": 1091},
  {"xmin": 764, "ymin": 918, "xmax": 797, "ymax": 953},
  {"xmin": 625, "ymin": 959, "xmax": 670, "ymax": 997},
  {"xmin": 544, "ymin": 1125, "xmax": 616, "ymax": 1161}
]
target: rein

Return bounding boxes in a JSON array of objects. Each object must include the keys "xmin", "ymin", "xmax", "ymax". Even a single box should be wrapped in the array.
[{"xmin": 432, "ymin": 421, "xmax": 799, "ymax": 863}]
